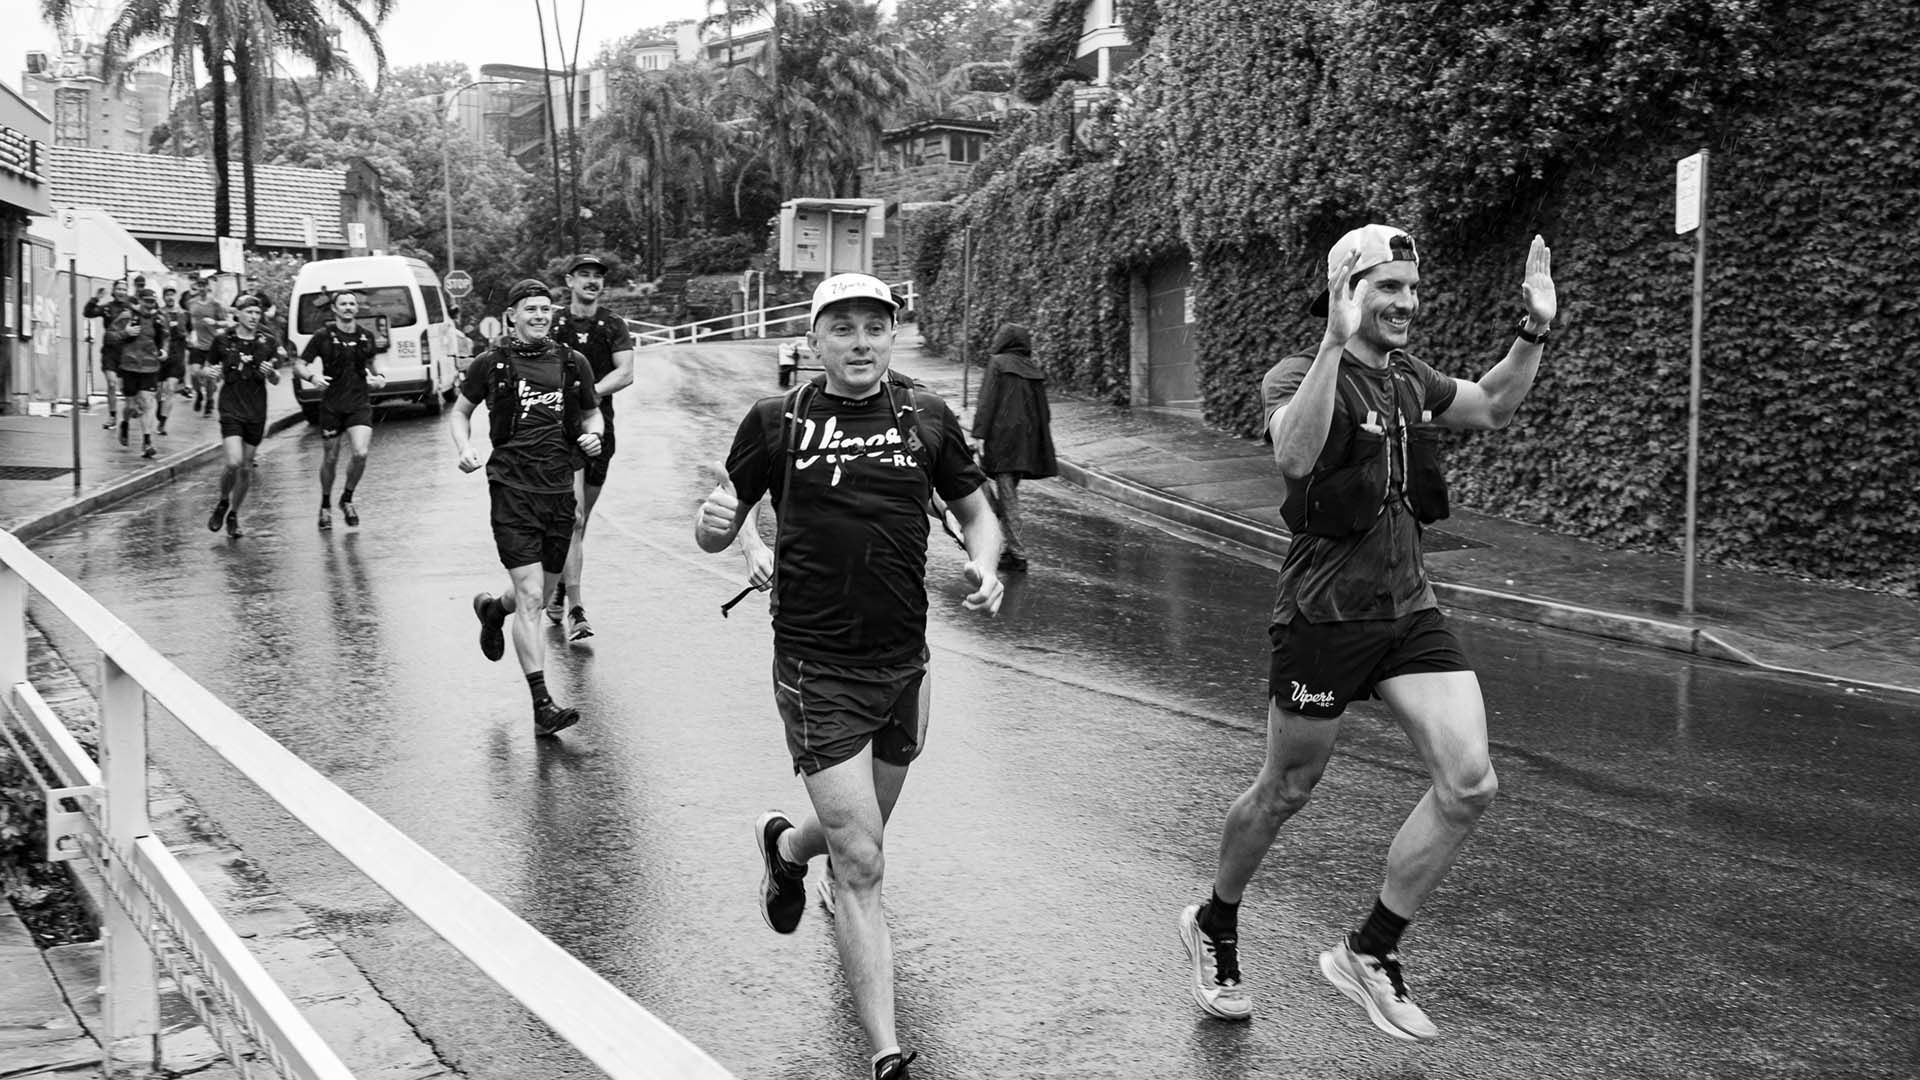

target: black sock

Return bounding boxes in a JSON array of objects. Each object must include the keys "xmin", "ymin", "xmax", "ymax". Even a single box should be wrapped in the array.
[
  {"xmin": 340, "ymin": 487, "xmax": 355, "ymax": 504},
  {"xmin": 1199, "ymin": 890, "xmax": 1239, "ymax": 936},
  {"xmin": 321, "ymin": 494, "xmax": 331, "ymax": 508},
  {"xmin": 526, "ymin": 671, "xmax": 548, "ymax": 705},
  {"xmin": 1351, "ymin": 897, "xmax": 1410, "ymax": 958}
]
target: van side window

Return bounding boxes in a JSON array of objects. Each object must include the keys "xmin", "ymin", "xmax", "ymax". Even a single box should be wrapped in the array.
[{"xmin": 420, "ymin": 285, "xmax": 446, "ymax": 324}]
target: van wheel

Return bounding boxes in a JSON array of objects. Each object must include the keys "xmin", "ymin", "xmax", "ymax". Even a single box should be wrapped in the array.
[{"xmin": 299, "ymin": 402, "xmax": 320, "ymax": 425}]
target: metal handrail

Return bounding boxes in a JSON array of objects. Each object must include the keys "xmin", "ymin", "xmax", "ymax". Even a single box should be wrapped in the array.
[
  {"xmin": 0, "ymin": 529, "xmax": 736, "ymax": 1080},
  {"xmin": 628, "ymin": 279, "xmax": 917, "ymax": 346}
]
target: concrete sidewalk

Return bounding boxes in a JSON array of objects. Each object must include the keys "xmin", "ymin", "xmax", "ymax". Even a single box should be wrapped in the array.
[{"xmin": 877, "ymin": 325, "xmax": 1920, "ymax": 699}]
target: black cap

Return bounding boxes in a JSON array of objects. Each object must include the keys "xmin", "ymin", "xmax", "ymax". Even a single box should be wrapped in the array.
[
  {"xmin": 505, "ymin": 278, "xmax": 553, "ymax": 308},
  {"xmin": 565, "ymin": 254, "xmax": 609, "ymax": 276},
  {"xmin": 233, "ymin": 294, "xmax": 263, "ymax": 311}
]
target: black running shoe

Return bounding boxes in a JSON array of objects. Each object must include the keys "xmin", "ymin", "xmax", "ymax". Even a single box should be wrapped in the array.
[
  {"xmin": 472, "ymin": 593, "xmax": 506, "ymax": 662},
  {"xmin": 318, "ymin": 506, "xmax": 331, "ymax": 530},
  {"xmin": 874, "ymin": 1051, "xmax": 918, "ymax": 1080},
  {"xmin": 340, "ymin": 500, "xmax": 359, "ymax": 527},
  {"xmin": 754, "ymin": 811, "xmax": 808, "ymax": 933},
  {"xmin": 118, "ymin": 424, "xmax": 129, "ymax": 447},
  {"xmin": 533, "ymin": 698, "xmax": 579, "ymax": 737},
  {"xmin": 207, "ymin": 499, "xmax": 229, "ymax": 532},
  {"xmin": 567, "ymin": 606, "xmax": 594, "ymax": 642},
  {"xmin": 141, "ymin": 443, "xmax": 156, "ymax": 459},
  {"xmin": 225, "ymin": 512, "xmax": 242, "ymax": 538}
]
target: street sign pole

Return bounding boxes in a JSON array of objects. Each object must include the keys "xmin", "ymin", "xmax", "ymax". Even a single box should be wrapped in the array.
[
  {"xmin": 1677, "ymin": 149, "xmax": 1709, "ymax": 614},
  {"xmin": 68, "ymin": 257, "xmax": 81, "ymax": 491}
]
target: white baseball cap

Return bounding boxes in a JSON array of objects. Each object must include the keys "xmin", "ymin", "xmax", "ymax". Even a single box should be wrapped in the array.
[
  {"xmin": 1308, "ymin": 224, "xmax": 1419, "ymax": 316},
  {"xmin": 810, "ymin": 273, "xmax": 901, "ymax": 326}
]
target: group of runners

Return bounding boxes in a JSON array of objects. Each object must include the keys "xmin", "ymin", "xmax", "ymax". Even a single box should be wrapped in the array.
[{"xmin": 683, "ymin": 229, "xmax": 1557, "ymax": 1080}]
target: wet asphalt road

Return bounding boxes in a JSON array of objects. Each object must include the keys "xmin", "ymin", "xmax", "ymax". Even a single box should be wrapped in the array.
[{"xmin": 24, "ymin": 345, "xmax": 1920, "ymax": 1080}]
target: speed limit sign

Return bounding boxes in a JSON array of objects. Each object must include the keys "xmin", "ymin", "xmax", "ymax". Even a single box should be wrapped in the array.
[{"xmin": 444, "ymin": 270, "xmax": 473, "ymax": 298}]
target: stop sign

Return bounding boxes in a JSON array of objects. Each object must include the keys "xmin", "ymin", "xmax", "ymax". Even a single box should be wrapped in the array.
[{"xmin": 444, "ymin": 270, "xmax": 473, "ymax": 297}]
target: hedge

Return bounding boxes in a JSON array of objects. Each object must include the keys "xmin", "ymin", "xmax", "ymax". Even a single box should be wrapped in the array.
[{"xmin": 927, "ymin": 0, "xmax": 1918, "ymax": 594}]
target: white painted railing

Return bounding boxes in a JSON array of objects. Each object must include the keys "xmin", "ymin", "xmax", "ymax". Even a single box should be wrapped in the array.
[
  {"xmin": 629, "ymin": 279, "xmax": 918, "ymax": 347},
  {"xmin": 0, "ymin": 529, "xmax": 737, "ymax": 1080}
]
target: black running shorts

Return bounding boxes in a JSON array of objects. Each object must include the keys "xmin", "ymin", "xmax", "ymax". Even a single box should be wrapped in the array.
[
  {"xmin": 318, "ymin": 403, "xmax": 373, "ymax": 438},
  {"xmin": 118, "ymin": 371, "xmax": 158, "ymax": 395},
  {"xmin": 582, "ymin": 425, "xmax": 616, "ymax": 488},
  {"xmin": 220, "ymin": 417, "xmax": 266, "ymax": 446},
  {"xmin": 773, "ymin": 648, "xmax": 929, "ymax": 776},
  {"xmin": 187, "ymin": 347, "xmax": 211, "ymax": 369},
  {"xmin": 1268, "ymin": 607, "xmax": 1470, "ymax": 719},
  {"xmin": 489, "ymin": 481, "xmax": 576, "ymax": 573}
]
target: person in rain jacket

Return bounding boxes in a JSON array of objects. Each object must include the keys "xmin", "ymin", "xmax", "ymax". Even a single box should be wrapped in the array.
[{"xmin": 968, "ymin": 322, "xmax": 1057, "ymax": 572}]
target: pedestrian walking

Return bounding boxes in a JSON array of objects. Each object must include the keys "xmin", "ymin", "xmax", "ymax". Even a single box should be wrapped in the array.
[
  {"xmin": 204, "ymin": 295, "xmax": 283, "ymax": 538},
  {"xmin": 967, "ymin": 322, "xmax": 1057, "ymax": 573},
  {"xmin": 694, "ymin": 273, "xmax": 1004, "ymax": 1080},
  {"xmin": 451, "ymin": 278, "xmax": 604, "ymax": 738},
  {"xmin": 185, "ymin": 277, "xmax": 229, "ymax": 415},
  {"xmin": 83, "ymin": 280, "xmax": 130, "ymax": 428},
  {"xmin": 1179, "ymin": 225, "xmax": 1557, "ymax": 1041},
  {"xmin": 155, "ymin": 286, "xmax": 187, "ymax": 434},
  {"xmin": 293, "ymin": 291, "xmax": 388, "ymax": 529},
  {"xmin": 105, "ymin": 288, "xmax": 169, "ymax": 459},
  {"xmin": 543, "ymin": 254, "xmax": 636, "ymax": 642}
]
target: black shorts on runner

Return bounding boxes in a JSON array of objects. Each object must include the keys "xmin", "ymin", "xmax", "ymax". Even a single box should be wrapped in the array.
[
  {"xmin": 1268, "ymin": 607, "xmax": 1470, "ymax": 719},
  {"xmin": 773, "ymin": 648, "xmax": 929, "ymax": 776},
  {"xmin": 220, "ymin": 417, "xmax": 266, "ymax": 446},
  {"xmin": 119, "ymin": 371, "xmax": 158, "ymax": 395},
  {"xmin": 489, "ymin": 482, "xmax": 576, "ymax": 573},
  {"xmin": 582, "ymin": 425, "xmax": 616, "ymax": 488},
  {"xmin": 318, "ymin": 403, "xmax": 373, "ymax": 438},
  {"xmin": 187, "ymin": 348, "xmax": 211, "ymax": 370},
  {"xmin": 161, "ymin": 354, "xmax": 186, "ymax": 381}
]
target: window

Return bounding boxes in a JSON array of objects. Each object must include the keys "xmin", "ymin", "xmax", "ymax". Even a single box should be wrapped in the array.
[
  {"xmin": 577, "ymin": 82, "xmax": 591, "ymax": 124},
  {"xmin": 54, "ymin": 88, "xmax": 88, "ymax": 146},
  {"xmin": 419, "ymin": 283, "xmax": 446, "ymax": 323},
  {"xmin": 296, "ymin": 286, "xmax": 419, "ymax": 334},
  {"xmin": 948, "ymin": 133, "xmax": 983, "ymax": 164}
]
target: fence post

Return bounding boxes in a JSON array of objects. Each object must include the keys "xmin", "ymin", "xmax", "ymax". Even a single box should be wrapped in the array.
[
  {"xmin": 98, "ymin": 655, "xmax": 160, "ymax": 1047},
  {"xmin": 0, "ymin": 566, "xmax": 23, "ymax": 693}
]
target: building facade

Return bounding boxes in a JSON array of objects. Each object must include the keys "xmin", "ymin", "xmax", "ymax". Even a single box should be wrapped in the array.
[
  {"xmin": 18, "ymin": 46, "xmax": 173, "ymax": 155},
  {"xmin": 1, "ymin": 84, "xmax": 54, "ymax": 413}
]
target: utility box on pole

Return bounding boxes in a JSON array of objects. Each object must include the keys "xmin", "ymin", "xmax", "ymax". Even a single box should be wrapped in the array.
[{"xmin": 778, "ymin": 198, "xmax": 886, "ymax": 275}]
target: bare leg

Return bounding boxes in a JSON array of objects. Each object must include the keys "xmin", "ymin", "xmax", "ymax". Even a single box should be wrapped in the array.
[
  {"xmin": 1212, "ymin": 699, "xmax": 1343, "ymax": 903},
  {"xmin": 319, "ymin": 436, "xmax": 341, "ymax": 501},
  {"xmin": 503, "ymin": 562, "xmax": 547, "ymax": 676},
  {"xmin": 1372, "ymin": 670, "xmax": 1499, "ymax": 917},
  {"xmin": 562, "ymin": 475, "xmax": 604, "ymax": 608},
  {"xmin": 342, "ymin": 424, "xmax": 372, "ymax": 493}
]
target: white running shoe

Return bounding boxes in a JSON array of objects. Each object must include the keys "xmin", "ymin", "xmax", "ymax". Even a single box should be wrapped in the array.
[
  {"xmin": 1179, "ymin": 904, "xmax": 1252, "ymax": 1021},
  {"xmin": 1318, "ymin": 937, "xmax": 1439, "ymax": 1041}
]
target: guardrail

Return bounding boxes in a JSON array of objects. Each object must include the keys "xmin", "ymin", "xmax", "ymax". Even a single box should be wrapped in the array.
[
  {"xmin": 629, "ymin": 279, "xmax": 918, "ymax": 347},
  {"xmin": 0, "ymin": 528, "xmax": 737, "ymax": 1080}
]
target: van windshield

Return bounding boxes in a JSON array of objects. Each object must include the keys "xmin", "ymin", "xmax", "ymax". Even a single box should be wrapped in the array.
[{"xmin": 296, "ymin": 287, "xmax": 419, "ymax": 334}]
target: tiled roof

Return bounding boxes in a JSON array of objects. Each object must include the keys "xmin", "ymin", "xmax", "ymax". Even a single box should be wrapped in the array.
[{"xmin": 45, "ymin": 146, "xmax": 348, "ymax": 247}]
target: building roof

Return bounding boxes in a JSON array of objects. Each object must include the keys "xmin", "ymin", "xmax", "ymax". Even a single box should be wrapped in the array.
[
  {"xmin": 881, "ymin": 117, "xmax": 1001, "ymax": 143},
  {"xmin": 44, "ymin": 145, "xmax": 348, "ymax": 247}
]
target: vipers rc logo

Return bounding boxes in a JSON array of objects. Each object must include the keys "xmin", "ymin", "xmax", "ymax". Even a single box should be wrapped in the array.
[{"xmin": 1289, "ymin": 681, "xmax": 1337, "ymax": 710}]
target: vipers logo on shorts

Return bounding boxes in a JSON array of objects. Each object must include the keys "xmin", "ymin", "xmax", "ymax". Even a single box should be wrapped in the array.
[{"xmin": 1289, "ymin": 681, "xmax": 1336, "ymax": 709}]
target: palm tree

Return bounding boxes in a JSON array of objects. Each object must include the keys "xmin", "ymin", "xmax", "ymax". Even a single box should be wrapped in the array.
[
  {"xmin": 40, "ymin": 0, "xmax": 392, "ymax": 245},
  {"xmin": 587, "ymin": 64, "xmax": 747, "ymax": 276}
]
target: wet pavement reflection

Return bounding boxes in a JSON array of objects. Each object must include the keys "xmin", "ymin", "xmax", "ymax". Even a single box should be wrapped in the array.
[{"xmin": 24, "ymin": 349, "xmax": 1919, "ymax": 1080}]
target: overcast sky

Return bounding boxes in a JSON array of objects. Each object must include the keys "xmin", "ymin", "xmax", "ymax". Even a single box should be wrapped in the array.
[{"xmin": 3, "ymin": 0, "xmax": 716, "ymax": 94}]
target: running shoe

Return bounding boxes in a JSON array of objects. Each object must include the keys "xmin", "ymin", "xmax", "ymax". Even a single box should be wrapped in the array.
[
  {"xmin": 567, "ymin": 606, "xmax": 594, "ymax": 642},
  {"xmin": 141, "ymin": 443, "xmax": 156, "ymax": 459},
  {"xmin": 318, "ymin": 506, "xmax": 332, "ymax": 530},
  {"xmin": 207, "ymin": 499, "xmax": 230, "ymax": 532},
  {"xmin": 753, "ymin": 811, "xmax": 807, "ymax": 933},
  {"xmin": 533, "ymin": 698, "xmax": 580, "ymax": 737},
  {"xmin": 155, "ymin": 421, "xmax": 167, "ymax": 436},
  {"xmin": 102, "ymin": 414, "xmax": 117, "ymax": 430},
  {"xmin": 816, "ymin": 857, "xmax": 837, "ymax": 917},
  {"xmin": 340, "ymin": 500, "xmax": 360, "ymax": 527},
  {"xmin": 1318, "ymin": 936, "xmax": 1439, "ymax": 1042},
  {"xmin": 545, "ymin": 582, "xmax": 566, "ymax": 625},
  {"xmin": 873, "ymin": 1051, "xmax": 917, "ymax": 1080},
  {"xmin": 225, "ymin": 512, "xmax": 242, "ymax": 538},
  {"xmin": 118, "ymin": 423, "xmax": 129, "ymax": 447},
  {"xmin": 472, "ymin": 593, "xmax": 506, "ymax": 662},
  {"xmin": 1179, "ymin": 903, "xmax": 1253, "ymax": 1021}
]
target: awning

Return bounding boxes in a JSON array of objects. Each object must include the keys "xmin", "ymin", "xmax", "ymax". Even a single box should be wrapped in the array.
[{"xmin": 27, "ymin": 206, "xmax": 170, "ymax": 280}]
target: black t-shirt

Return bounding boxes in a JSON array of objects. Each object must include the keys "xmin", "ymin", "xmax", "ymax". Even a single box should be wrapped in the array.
[
  {"xmin": 548, "ymin": 306, "xmax": 634, "ymax": 422},
  {"xmin": 1262, "ymin": 349, "xmax": 1459, "ymax": 623},
  {"xmin": 725, "ymin": 383, "xmax": 985, "ymax": 665},
  {"xmin": 461, "ymin": 347, "xmax": 600, "ymax": 494},
  {"xmin": 300, "ymin": 324, "xmax": 381, "ymax": 410},
  {"xmin": 214, "ymin": 330, "xmax": 279, "ymax": 423}
]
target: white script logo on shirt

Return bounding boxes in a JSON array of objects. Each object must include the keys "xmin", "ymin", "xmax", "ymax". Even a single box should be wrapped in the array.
[{"xmin": 794, "ymin": 416, "xmax": 917, "ymax": 486}]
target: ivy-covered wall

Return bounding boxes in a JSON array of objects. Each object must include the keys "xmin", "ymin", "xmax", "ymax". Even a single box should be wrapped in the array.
[{"xmin": 929, "ymin": 0, "xmax": 1918, "ymax": 594}]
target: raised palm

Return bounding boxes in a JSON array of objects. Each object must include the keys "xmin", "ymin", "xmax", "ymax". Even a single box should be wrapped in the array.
[{"xmin": 1520, "ymin": 235, "xmax": 1557, "ymax": 325}]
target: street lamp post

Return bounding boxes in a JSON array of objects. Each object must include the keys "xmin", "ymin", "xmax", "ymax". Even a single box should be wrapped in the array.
[{"xmin": 440, "ymin": 80, "xmax": 509, "ymax": 276}]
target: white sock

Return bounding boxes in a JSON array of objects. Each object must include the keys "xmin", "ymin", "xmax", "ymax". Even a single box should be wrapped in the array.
[{"xmin": 871, "ymin": 1047, "xmax": 901, "ymax": 1070}]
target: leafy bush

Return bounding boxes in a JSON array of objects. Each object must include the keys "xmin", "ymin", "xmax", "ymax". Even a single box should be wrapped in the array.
[
  {"xmin": 664, "ymin": 233, "xmax": 763, "ymax": 276},
  {"xmin": 929, "ymin": 0, "xmax": 1920, "ymax": 593}
]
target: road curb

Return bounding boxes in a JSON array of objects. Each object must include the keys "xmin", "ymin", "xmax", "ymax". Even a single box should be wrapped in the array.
[
  {"xmin": 6, "ymin": 410, "xmax": 305, "ymax": 545},
  {"xmin": 1053, "ymin": 455, "xmax": 1920, "ymax": 697}
]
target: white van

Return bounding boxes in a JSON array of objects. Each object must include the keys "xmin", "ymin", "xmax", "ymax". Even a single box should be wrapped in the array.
[{"xmin": 287, "ymin": 256, "xmax": 466, "ymax": 422}]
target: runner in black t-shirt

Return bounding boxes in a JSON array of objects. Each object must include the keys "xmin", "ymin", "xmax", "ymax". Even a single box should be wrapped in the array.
[
  {"xmin": 694, "ymin": 273, "xmax": 1002, "ymax": 1080},
  {"xmin": 451, "ymin": 279, "xmax": 603, "ymax": 739},
  {"xmin": 294, "ymin": 291, "xmax": 387, "ymax": 529},
  {"xmin": 542, "ymin": 254, "xmax": 636, "ymax": 641},
  {"xmin": 204, "ymin": 295, "xmax": 283, "ymax": 538},
  {"xmin": 1179, "ymin": 225, "xmax": 1557, "ymax": 1043}
]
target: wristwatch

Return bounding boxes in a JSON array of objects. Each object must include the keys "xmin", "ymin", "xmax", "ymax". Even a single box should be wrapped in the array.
[{"xmin": 1515, "ymin": 317, "xmax": 1551, "ymax": 344}]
